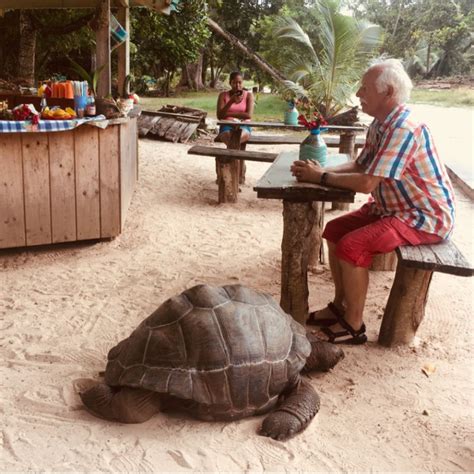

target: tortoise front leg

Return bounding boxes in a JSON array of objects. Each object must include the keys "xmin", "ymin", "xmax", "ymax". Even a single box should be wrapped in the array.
[{"xmin": 259, "ymin": 379, "xmax": 320, "ymax": 441}]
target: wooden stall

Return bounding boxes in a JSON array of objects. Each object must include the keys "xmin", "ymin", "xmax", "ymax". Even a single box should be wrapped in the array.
[{"xmin": 0, "ymin": 117, "xmax": 138, "ymax": 249}]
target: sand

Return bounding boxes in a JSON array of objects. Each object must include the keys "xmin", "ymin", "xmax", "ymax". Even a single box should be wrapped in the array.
[{"xmin": 1, "ymin": 127, "xmax": 473, "ymax": 472}]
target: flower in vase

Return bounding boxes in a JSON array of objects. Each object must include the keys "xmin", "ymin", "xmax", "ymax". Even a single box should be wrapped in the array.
[{"xmin": 298, "ymin": 111, "xmax": 327, "ymax": 131}]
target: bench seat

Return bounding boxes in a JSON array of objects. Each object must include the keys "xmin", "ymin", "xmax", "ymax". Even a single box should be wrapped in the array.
[
  {"xmin": 379, "ymin": 240, "xmax": 473, "ymax": 346},
  {"xmin": 188, "ymin": 145, "xmax": 277, "ymax": 163}
]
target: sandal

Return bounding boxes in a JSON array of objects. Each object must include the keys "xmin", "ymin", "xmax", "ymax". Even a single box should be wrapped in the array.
[
  {"xmin": 306, "ymin": 302, "xmax": 344, "ymax": 327},
  {"xmin": 318, "ymin": 318, "xmax": 368, "ymax": 345}
]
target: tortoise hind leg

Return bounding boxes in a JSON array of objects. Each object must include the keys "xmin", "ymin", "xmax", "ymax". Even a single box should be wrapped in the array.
[
  {"xmin": 259, "ymin": 379, "xmax": 320, "ymax": 441},
  {"xmin": 80, "ymin": 383, "xmax": 161, "ymax": 423}
]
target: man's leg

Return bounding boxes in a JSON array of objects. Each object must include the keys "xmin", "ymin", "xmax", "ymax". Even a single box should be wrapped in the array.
[
  {"xmin": 308, "ymin": 204, "xmax": 378, "ymax": 323},
  {"xmin": 316, "ymin": 217, "xmax": 417, "ymax": 343},
  {"xmin": 327, "ymin": 241, "xmax": 345, "ymax": 312}
]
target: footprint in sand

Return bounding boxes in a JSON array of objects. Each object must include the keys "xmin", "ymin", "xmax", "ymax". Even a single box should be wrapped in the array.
[{"xmin": 167, "ymin": 449, "xmax": 194, "ymax": 469}]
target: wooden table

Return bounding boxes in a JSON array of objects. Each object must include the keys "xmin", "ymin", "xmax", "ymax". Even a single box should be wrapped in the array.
[
  {"xmin": 217, "ymin": 120, "xmax": 364, "ymax": 207},
  {"xmin": 254, "ymin": 149, "xmax": 355, "ymax": 325}
]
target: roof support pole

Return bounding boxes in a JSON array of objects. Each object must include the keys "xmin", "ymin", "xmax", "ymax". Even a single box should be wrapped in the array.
[
  {"xmin": 117, "ymin": 5, "xmax": 130, "ymax": 97},
  {"xmin": 95, "ymin": 0, "xmax": 111, "ymax": 97}
]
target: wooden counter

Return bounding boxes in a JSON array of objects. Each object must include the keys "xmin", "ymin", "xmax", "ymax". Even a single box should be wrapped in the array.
[{"xmin": 0, "ymin": 116, "xmax": 138, "ymax": 249}]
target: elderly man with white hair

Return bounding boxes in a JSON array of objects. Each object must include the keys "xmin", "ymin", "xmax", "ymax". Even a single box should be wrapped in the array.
[{"xmin": 290, "ymin": 58, "xmax": 455, "ymax": 344}]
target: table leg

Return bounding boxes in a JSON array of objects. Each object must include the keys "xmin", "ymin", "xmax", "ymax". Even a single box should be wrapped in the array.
[
  {"xmin": 280, "ymin": 200, "xmax": 322, "ymax": 325},
  {"xmin": 216, "ymin": 128, "xmax": 241, "ymax": 203}
]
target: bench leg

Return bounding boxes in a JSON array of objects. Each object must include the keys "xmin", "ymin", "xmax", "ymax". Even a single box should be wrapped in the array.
[
  {"xmin": 217, "ymin": 158, "xmax": 239, "ymax": 203},
  {"xmin": 332, "ymin": 132, "xmax": 355, "ymax": 211},
  {"xmin": 239, "ymin": 143, "xmax": 247, "ymax": 185},
  {"xmin": 308, "ymin": 202, "xmax": 325, "ymax": 270},
  {"xmin": 280, "ymin": 200, "xmax": 322, "ymax": 326},
  {"xmin": 378, "ymin": 262, "xmax": 433, "ymax": 346}
]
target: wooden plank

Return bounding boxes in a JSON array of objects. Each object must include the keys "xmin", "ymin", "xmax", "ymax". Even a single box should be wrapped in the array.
[
  {"xmin": 188, "ymin": 145, "xmax": 277, "ymax": 163},
  {"xmin": 397, "ymin": 241, "xmax": 474, "ymax": 276},
  {"xmin": 49, "ymin": 131, "xmax": 77, "ymax": 243},
  {"xmin": 137, "ymin": 114, "xmax": 159, "ymax": 137},
  {"xmin": 0, "ymin": 134, "xmax": 26, "ymax": 248},
  {"xmin": 120, "ymin": 119, "xmax": 137, "ymax": 229},
  {"xmin": 143, "ymin": 110, "xmax": 201, "ymax": 122},
  {"xmin": 150, "ymin": 117, "xmax": 175, "ymax": 137},
  {"xmin": 74, "ymin": 126, "xmax": 101, "ymax": 240},
  {"xmin": 22, "ymin": 134, "xmax": 52, "ymax": 246},
  {"xmin": 164, "ymin": 120, "xmax": 191, "ymax": 143},
  {"xmin": 254, "ymin": 150, "xmax": 354, "ymax": 203},
  {"xmin": 179, "ymin": 122, "xmax": 199, "ymax": 143},
  {"xmin": 99, "ymin": 125, "xmax": 121, "ymax": 238}
]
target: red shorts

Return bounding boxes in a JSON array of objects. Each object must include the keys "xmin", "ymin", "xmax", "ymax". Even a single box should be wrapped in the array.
[{"xmin": 322, "ymin": 203, "xmax": 443, "ymax": 268}]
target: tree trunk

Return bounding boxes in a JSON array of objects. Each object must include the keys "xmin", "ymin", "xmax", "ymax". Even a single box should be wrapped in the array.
[
  {"xmin": 180, "ymin": 53, "xmax": 204, "ymax": 90},
  {"xmin": 18, "ymin": 11, "xmax": 37, "ymax": 86},
  {"xmin": 207, "ymin": 18, "xmax": 287, "ymax": 86}
]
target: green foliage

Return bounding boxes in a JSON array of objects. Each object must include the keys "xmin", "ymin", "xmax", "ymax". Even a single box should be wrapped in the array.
[
  {"xmin": 270, "ymin": 0, "xmax": 382, "ymax": 117},
  {"xmin": 131, "ymin": 0, "xmax": 210, "ymax": 90},
  {"xmin": 345, "ymin": 0, "xmax": 473, "ymax": 77}
]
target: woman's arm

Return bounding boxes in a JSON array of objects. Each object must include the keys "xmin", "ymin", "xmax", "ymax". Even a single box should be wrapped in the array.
[
  {"xmin": 217, "ymin": 92, "xmax": 234, "ymax": 120},
  {"xmin": 217, "ymin": 91, "xmax": 254, "ymax": 120}
]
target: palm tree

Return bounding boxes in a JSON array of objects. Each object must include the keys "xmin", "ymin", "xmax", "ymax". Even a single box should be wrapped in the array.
[{"xmin": 275, "ymin": 0, "xmax": 382, "ymax": 119}]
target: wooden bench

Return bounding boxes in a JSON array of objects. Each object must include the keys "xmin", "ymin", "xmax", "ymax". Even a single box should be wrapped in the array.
[
  {"xmin": 188, "ymin": 145, "xmax": 277, "ymax": 203},
  {"xmin": 378, "ymin": 240, "xmax": 473, "ymax": 347}
]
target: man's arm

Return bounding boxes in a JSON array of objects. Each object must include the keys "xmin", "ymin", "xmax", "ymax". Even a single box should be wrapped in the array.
[{"xmin": 290, "ymin": 159, "xmax": 384, "ymax": 194}]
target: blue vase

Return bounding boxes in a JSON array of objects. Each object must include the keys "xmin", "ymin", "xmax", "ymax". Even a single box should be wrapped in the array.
[
  {"xmin": 284, "ymin": 102, "xmax": 299, "ymax": 126},
  {"xmin": 299, "ymin": 128, "xmax": 327, "ymax": 166}
]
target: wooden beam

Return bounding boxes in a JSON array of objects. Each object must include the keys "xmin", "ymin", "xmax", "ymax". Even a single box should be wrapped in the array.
[
  {"xmin": 0, "ymin": 0, "xmax": 168, "ymax": 9},
  {"xmin": 95, "ymin": 0, "xmax": 111, "ymax": 97},
  {"xmin": 117, "ymin": 6, "xmax": 130, "ymax": 98}
]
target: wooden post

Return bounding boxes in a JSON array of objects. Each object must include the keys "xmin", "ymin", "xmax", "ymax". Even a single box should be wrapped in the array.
[
  {"xmin": 95, "ymin": 0, "xmax": 111, "ymax": 97},
  {"xmin": 216, "ymin": 128, "xmax": 241, "ymax": 203},
  {"xmin": 378, "ymin": 264, "xmax": 433, "ymax": 346},
  {"xmin": 332, "ymin": 131, "xmax": 356, "ymax": 211},
  {"xmin": 280, "ymin": 200, "xmax": 322, "ymax": 325},
  {"xmin": 117, "ymin": 6, "xmax": 130, "ymax": 98}
]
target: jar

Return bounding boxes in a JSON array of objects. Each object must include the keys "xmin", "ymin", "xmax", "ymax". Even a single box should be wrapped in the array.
[
  {"xmin": 299, "ymin": 128, "xmax": 327, "ymax": 166},
  {"xmin": 284, "ymin": 101, "xmax": 299, "ymax": 126}
]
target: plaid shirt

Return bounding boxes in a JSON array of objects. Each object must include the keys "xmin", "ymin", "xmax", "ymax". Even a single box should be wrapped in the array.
[{"xmin": 356, "ymin": 104, "xmax": 455, "ymax": 238}]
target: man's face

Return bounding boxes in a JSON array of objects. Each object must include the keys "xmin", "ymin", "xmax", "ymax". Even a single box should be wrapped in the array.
[{"xmin": 356, "ymin": 68, "xmax": 387, "ymax": 118}]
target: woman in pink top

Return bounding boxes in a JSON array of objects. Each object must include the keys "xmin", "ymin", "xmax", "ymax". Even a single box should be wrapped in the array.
[{"xmin": 216, "ymin": 71, "xmax": 254, "ymax": 146}]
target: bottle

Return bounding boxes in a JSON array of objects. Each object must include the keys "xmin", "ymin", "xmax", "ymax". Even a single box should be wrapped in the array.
[
  {"xmin": 40, "ymin": 94, "xmax": 48, "ymax": 113},
  {"xmin": 86, "ymin": 95, "xmax": 96, "ymax": 116}
]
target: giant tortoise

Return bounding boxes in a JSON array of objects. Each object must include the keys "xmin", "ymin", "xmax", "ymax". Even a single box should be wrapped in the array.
[{"xmin": 80, "ymin": 284, "xmax": 344, "ymax": 440}]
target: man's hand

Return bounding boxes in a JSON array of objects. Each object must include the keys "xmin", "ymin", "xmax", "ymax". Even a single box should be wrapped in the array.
[{"xmin": 290, "ymin": 160, "xmax": 323, "ymax": 183}]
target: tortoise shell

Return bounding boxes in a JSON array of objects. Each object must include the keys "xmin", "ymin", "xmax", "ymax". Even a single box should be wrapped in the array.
[{"xmin": 104, "ymin": 284, "xmax": 310, "ymax": 414}]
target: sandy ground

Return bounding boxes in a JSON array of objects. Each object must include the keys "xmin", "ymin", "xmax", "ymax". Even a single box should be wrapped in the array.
[{"xmin": 1, "ymin": 127, "xmax": 473, "ymax": 472}]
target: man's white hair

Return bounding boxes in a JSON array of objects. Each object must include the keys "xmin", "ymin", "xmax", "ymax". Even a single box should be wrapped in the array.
[{"xmin": 368, "ymin": 58, "xmax": 413, "ymax": 103}]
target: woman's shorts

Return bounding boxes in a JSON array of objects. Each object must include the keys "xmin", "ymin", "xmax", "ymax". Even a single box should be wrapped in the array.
[
  {"xmin": 219, "ymin": 124, "xmax": 252, "ymax": 135},
  {"xmin": 322, "ymin": 203, "xmax": 442, "ymax": 267}
]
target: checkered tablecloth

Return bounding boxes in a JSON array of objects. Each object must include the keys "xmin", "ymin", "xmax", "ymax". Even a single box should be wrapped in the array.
[{"xmin": 0, "ymin": 115, "xmax": 106, "ymax": 133}]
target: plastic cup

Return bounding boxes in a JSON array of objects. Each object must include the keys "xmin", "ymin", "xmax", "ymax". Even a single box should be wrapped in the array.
[{"xmin": 74, "ymin": 96, "xmax": 88, "ymax": 117}]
